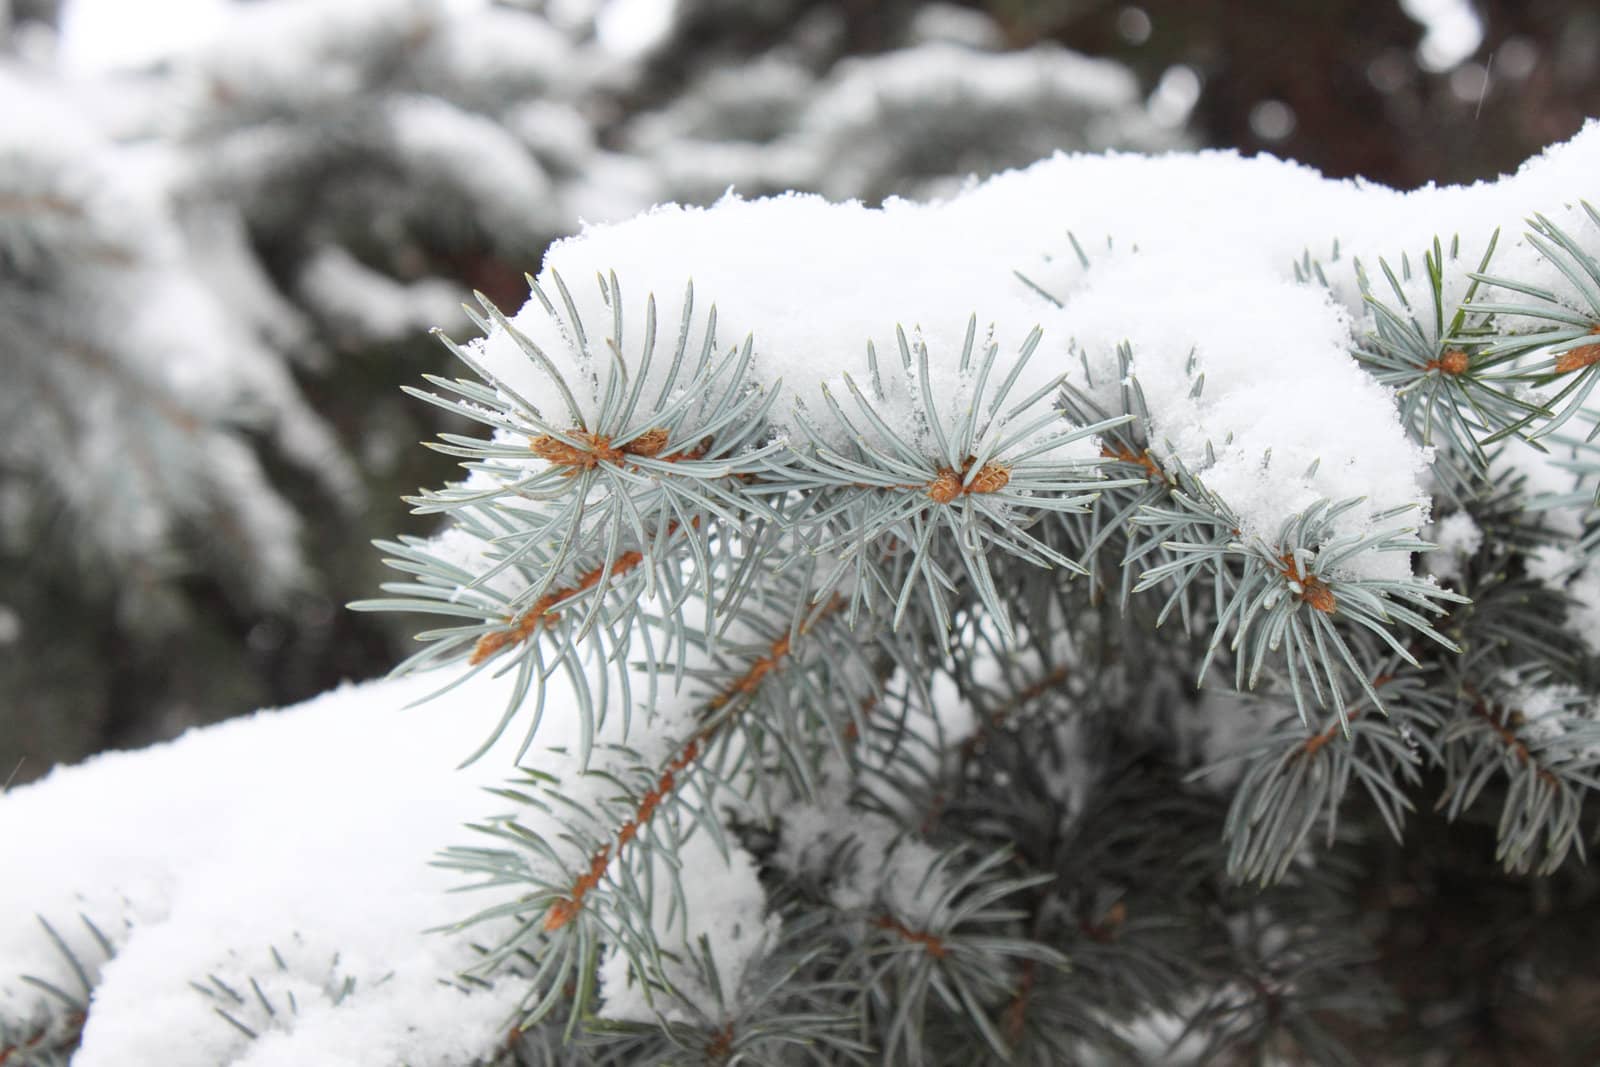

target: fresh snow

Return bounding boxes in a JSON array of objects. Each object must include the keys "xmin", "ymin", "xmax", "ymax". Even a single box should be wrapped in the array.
[
  {"xmin": 477, "ymin": 121, "xmax": 1600, "ymax": 573},
  {"xmin": 0, "ymin": 671, "xmax": 532, "ymax": 1066}
]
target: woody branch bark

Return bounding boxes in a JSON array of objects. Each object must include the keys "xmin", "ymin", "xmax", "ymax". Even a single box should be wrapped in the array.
[
  {"xmin": 542, "ymin": 596, "xmax": 848, "ymax": 932},
  {"xmin": 470, "ymin": 535, "xmax": 666, "ymax": 665}
]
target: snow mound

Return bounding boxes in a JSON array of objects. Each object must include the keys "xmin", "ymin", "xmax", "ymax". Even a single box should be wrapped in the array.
[{"xmin": 475, "ymin": 121, "xmax": 1600, "ymax": 565}]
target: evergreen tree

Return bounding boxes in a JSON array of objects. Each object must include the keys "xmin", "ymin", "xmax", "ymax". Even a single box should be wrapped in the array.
[{"xmin": 9, "ymin": 119, "xmax": 1600, "ymax": 1063}]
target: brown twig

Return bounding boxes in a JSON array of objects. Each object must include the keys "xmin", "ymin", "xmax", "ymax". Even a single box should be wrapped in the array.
[
  {"xmin": 471, "ymin": 547, "xmax": 647, "ymax": 665},
  {"xmin": 851, "ymin": 455, "xmax": 1013, "ymax": 501},
  {"xmin": 926, "ymin": 457, "xmax": 1010, "ymax": 504},
  {"xmin": 1424, "ymin": 349, "xmax": 1471, "ymax": 376},
  {"xmin": 958, "ymin": 665, "xmax": 1072, "ymax": 764},
  {"xmin": 471, "ymin": 517, "xmax": 709, "ymax": 665},
  {"xmin": 925, "ymin": 664, "xmax": 1072, "ymax": 833},
  {"xmin": 542, "ymin": 597, "xmax": 847, "ymax": 931},
  {"xmin": 0, "ymin": 192, "xmax": 83, "ymax": 217},
  {"xmin": 1099, "ymin": 443, "xmax": 1165, "ymax": 481},
  {"xmin": 705, "ymin": 1022, "xmax": 736, "ymax": 1063},
  {"xmin": 1553, "ymin": 325, "xmax": 1600, "ymax": 374},
  {"xmin": 528, "ymin": 428, "xmax": 710, "ymax": 476},
  {"xmin": 1079, "ymin": 900, "xmax": 1127, "ymax": 944},
  {"xmin": 542, "ymin": 739, "xmax": 702, "ymax": 931},
  {"xmin": 840, "ymin": 693, "xmax": 883, "ymax": 744},
  {"xmin": 1300, "ymin": 709, "xmax": 1364, "ymax": 758},
  {"xmin": 1469, "ymin": 696, "xmax": 1561, "ymax": 790},
  {"xmin": 1279, "ymin": 553, "xmax": 1336, "ymax": 613},
  {"xmin": 1002, "ymin": 958, "xmax": 1037, "ymax": 1044},
  {"xmin": 0, "ymin": 1013, "xmax": 83, "ymax": 1065},
  {"xmin": 874, "ymin": 914, "xmax": 948, "ymax": 958}
]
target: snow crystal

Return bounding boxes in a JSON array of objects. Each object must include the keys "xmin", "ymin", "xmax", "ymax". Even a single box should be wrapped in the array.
[
  {"xmin": 1492, "ymin": 674, "xmax": 1600, "ymax": 760},
  {"xmin": 907, "ymin": 4, "xmax": 1007, "ymax": 50},
  {"xmin": 1505, "ymin": 682, "xmax": 1578, "ymax": 745},
  {"xmin": 1059, "ymin": 254, "xmax": 1429, "ymax": 576},
  {"xmin": 1499, "ymin": 433, "xmax": 1597, "ymax": 538},
  {"xmin": 1527, "ymin": 543, "xmax": 1579, "ymax": 587},
  {"xmin": 1433, "ymin": 511, "xmax": 1484, "ymax": 557},
  {"xmin": 1184, "ymin": 690, "xmax": 1283, "ymax": 789}
]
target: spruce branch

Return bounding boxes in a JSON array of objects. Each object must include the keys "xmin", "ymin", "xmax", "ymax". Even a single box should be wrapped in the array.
[
  {"xmin": 1201, "ymin": 664, "xmax": 1448, "ymax": 885},
  {"xmin": 784, "ymin": 318, "xmax": 1135, "ymax": 637},
  {"xmin": 1138, "ymin": 490, "xmax": 1465, "ymax": 726},
  {"xmin": 1180, "ymin": 897, "xmax": 1392, "ymax": 1067},
  {"xmin": 1467, "ymin": 204, "xmax": 1600, "ymax": 443},
  {"xmin": 1438, "ymin": 687, "xmax": 1600, "ymax": 875},
  {"xmin": 1352, "ymin": 232, "xmax": 1547, "ymax": 490},
  {"xmin": 543, "ymin": 913, "xmax": 869, "ymax": 1066},
  {"xmin": 1056, "ymin": 341, "xmax": 1189, "ymax": 615},
  {"xmin": 361, "ymin": 277, "xmax": 1135, "ymax": 774},
  {"xmin": 852, "ymin": 847, "xmax": 1067, "ymax": 1065},
  {"xmin": 344, "ymin": 168, "xmax": 1600, "ymax": 1060},
  {"xmin": 436, "ymin": 585, "xmax": 855, "ymax": 1034},
  {"xmin": 411, "ymin": 276, "xmax": 785, "ymax": 572}
]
